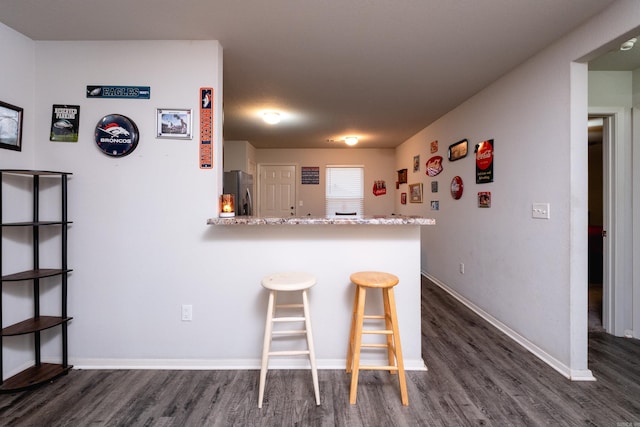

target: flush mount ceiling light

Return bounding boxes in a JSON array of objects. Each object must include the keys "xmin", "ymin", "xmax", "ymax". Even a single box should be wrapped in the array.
[
  {"xmin": 620, "ymin": 37, "xmax": 637, "ymax": 51},
  {"xmin": 262, "ymin": 111, "xmax": 281, "ymax": 125},
  {"xmin": 344, "ymin": 136, "xmax": 358, "ymax": 146}
]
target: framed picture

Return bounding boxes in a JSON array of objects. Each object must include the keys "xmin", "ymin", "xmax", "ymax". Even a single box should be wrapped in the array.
[
  {"xmin": 397, "ymin": 168, "xmax": 407, "ymax": 184},
  {"xmin": 413, "ymin": 155, "xmax": 420, "ymax": 172},
  {"xmin": 409, "ymin": 183, "xmax": 423, "ymax": 203},
  {"xmin": 430, "ymin": 140, "xmax": 438, "ymax": 153},
  {"xmin": 478, "ymin": 191, "xmax": 491, "ymax": 208},
  {"xmin": 0, "ymin": 100, "xmax": 23, "ymax": 151},
  {"xmin": 401, "ymin": 192, "xmax": 407, "ymax": 204},
  {"xmin": 448, "ymin": 138, "xmax": 468, "ymax": 161},
  {"xmin": 156, "ymin": 108, "xmax": 193, "ymax": 139}
]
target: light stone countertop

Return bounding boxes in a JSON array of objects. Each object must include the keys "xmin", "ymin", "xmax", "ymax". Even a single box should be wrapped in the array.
[{"xmin": 206, "ymin": 215, "xmax": 435, "ymax": 225}]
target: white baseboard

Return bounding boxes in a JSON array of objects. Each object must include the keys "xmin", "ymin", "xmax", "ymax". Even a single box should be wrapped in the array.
[
  {"xmin": 422, "ymin": 272, "xmax": 595, "ymax": 382},
  {"xmin": 72, "ymin": 357, "xmax": 427, "ymax": 371}
]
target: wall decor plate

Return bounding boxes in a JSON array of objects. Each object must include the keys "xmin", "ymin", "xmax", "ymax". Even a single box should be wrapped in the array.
[
  {"xmin": 94, "ymin": 114, "xmax": 139, "ymax": 157},
  {"xmin": 451, "ymin": 176, "xmax": 464, "ymax": 199}
]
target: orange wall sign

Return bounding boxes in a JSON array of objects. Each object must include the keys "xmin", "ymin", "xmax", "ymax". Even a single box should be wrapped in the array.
[{"xmin": 199, "ymin": 87, "xmax": 213, "ymax": 169}]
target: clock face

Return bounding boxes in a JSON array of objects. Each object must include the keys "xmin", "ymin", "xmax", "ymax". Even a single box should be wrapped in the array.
[
  {"xmin": 451, "ymin": 176, "xmax": 464, "ymax": 200},
  {"xmin": 94, "ymin": 114, "xmax": 139, "ymax": 157}
]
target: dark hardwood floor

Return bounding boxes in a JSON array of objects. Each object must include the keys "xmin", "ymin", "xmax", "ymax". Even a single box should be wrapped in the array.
[{"xmin": 1, "ymin": 277, "xmax": 639, "ymax": 426}]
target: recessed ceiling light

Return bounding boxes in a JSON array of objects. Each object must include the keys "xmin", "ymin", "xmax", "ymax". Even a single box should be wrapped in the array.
[
  {"xmin": 262, "ymin": 111, "xmax": 281, "ymax": 125},
  {"xmin": 344, "ymin": 136, "xmax": 358, "ymax": 146},
  {"xmin": 620, "ymin": 37, "xmax": 637, "ymax": 51}
]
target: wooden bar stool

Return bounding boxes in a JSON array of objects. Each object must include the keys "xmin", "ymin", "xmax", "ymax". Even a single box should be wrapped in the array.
[
  {"xmin": 258, "ymin": 272, "xmax": 320, "ymax": 409},
  {"xmin": 346, "ymin": 271, "xmax": 408, "ymax": 406}
]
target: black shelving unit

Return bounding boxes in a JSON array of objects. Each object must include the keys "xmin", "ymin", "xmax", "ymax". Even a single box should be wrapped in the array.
[{"xmin": 0, "ymin": 170, "xmax": 73, "ymax": 392}]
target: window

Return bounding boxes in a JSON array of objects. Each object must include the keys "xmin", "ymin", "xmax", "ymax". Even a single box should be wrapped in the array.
[{"xmin": 325, "ymin": 166, "xmax": 364, "ymax": 217}]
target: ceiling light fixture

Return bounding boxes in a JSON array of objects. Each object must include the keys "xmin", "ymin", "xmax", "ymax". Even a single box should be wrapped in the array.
[
  {"xmin": 620, "ymin": 37, "xmax": 637, "ymax": 51},
  {"xmin": 344, "ymin": 136, "xmax": 358, "ymax": 146},
  {"xmin": 262, "ymin": 111, "xmax": 281, "ymax": 125}
]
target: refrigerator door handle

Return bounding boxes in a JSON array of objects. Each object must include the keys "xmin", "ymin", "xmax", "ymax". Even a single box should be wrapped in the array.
[{"xmin": 245, "ymin": 187, "xmax": 253, "ymax": 216}]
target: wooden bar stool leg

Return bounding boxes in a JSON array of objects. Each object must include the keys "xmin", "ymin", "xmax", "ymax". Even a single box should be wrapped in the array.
[
  {"xmin": 258, "ymin": 290, "xmax": 276, "ymax": 409},
  {"xmin": 387, "ymin": 288, "xmax": 408, "ymax": 406},
  {"xmin": 302, "ymin": 289, "xmax": 320, "ymax": 405},
  {"xmin": 346, "ymin": 284, "xmax": 361, "ymax": 373},
  {"xmin": 382, "ymin": 289, "xmax": 396, "ymax": 374},
  {"xmin": 349, "ymin": 286, "xmax": 367, "ymax": 405}
]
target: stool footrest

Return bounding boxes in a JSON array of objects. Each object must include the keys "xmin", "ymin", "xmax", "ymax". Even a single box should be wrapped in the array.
[
  {"xmin": 362, "ymin": 329, "xmax": 392, "ymax": 335},
  {"xmin": 272, "ymin": 330, "xmax": 307, "ymax": 335},
  {"xmin": 269, "ymin": 350, "xmax": 310, "ymax": 356},
  {"xmin": 276, "ymin": 303, "xmax": 303, "ymax": 309},
  {"xmin": 272, "ymin": 316, "xmax": 305, "ymax": 322},
  {"xmin": 363, "ymin": 315, "xmax": 385, "ymax": 320},
  {"xmin": 359, "ymin": 365, "xmax": 399, "ymax": 371},
  {"xmin": 361, "ymin": 343, "xmax": 393, "ymax": 349}
]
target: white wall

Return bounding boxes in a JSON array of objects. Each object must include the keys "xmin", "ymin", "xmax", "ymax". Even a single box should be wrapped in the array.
[
  {"xmin": 1, "ymin": 32, "xmax": 422, "ymax": 375},
  {"xmin": 0, "ymin": 23, "xmax": 38, "ymax": 375},
  {"xmin": 1, "ymin": 36, "xmax": 225, "ymax": 377},
  {"xmin": 395, "ymin": 0, "xmax": 640, "ymax": 379},
  {"xmin": 0, "ymin": 23, "xmax": 36, "ymax": 169},
  {"xmin": 634, "ymin": 67, "xmax": 640, "ymax": 341},
  {"xmin": 223, "ymin": 140, "xmax": 256, "ymax": 175},
  {"xmin": 256, "ymin": 148, "xmax": 396, "ymax": 216}
]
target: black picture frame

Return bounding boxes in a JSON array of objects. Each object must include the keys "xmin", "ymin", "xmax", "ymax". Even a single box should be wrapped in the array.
[
  {"xmin": 448, "ymin": 138, "xmax": 468, "ymax": 161},
  {"xmin": 0, "ymin": 100, "xmax": 23, "ymax": 151}
]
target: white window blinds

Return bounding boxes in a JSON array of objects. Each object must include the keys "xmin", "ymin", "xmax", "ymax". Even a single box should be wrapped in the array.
[{"xmin": 325, "ymin": 166, "xmax": 364, "ymax": 217}]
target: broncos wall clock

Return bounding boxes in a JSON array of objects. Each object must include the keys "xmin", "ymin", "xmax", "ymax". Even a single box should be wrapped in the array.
[{"xmin": 94, "ymin": 114, "xmax": 139, "ymax": 157}]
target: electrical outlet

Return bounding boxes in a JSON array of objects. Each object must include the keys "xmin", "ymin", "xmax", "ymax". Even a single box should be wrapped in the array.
[
  {"xmin": 459, "ymin": 263, "xmax": 465, "ymax": 274},
  {"xmin": 182, "ymin": 304, "xmax": 193, "ymax": 321}
]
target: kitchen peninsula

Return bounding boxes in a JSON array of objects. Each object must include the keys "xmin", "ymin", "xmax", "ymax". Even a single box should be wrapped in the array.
[{"xmin": 207, "ymin": 215, "xmax": 434, "ymax": 370}]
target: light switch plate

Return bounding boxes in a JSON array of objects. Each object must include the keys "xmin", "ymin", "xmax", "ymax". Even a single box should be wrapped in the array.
[{"xmin": 532, "ymin": 203, "xmax": 550, "ymax": 219}]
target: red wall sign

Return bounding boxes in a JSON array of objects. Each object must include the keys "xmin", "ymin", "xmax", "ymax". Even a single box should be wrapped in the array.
[
  {"xmin": 476, "ymin": 139, "xmax": 494, "ymax": 183},
  {"xmin": 450, "ymin": 176, "xmax": 464, "ymax": 200},
  {"xmin": 426, "ymin": 155, "xmax": 443, "ymax": 177}
]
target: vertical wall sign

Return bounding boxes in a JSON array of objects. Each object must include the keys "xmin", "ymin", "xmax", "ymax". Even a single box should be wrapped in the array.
[
  {"xmin": 199, "ymin": 87, "xmax": 213, "ymax": 169},
  {"xmin": 475, "ymin": 139, "xmax": 494, "ymax": 183},
  {"xmin": 50, "ymin": 105, "xmax": 80, "ymax": 142}
]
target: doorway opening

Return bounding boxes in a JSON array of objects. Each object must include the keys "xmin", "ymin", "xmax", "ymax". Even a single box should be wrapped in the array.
[{"xmin": 587, "ymin": 117, "xmax": 605, "ymax": 332}]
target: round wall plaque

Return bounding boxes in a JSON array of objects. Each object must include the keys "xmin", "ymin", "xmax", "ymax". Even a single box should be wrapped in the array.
[
  {"xmin": 94, "ymin": 114, "xmax": 139, "ymax": 157},
  {"xmin": 450, "ymin": 176, "xmax": 464, "ymax": 200}
]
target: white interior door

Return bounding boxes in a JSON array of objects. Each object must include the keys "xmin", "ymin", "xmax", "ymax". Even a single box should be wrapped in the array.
[
  {"xmin": 258, "ymin": 164, "xmax": 296, "ymax": 217},
  {"xmin": 590, "ymin": 107, "xmax": 634, "ymax": 337}
]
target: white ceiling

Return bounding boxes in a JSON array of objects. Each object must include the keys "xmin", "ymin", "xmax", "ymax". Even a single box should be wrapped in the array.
[{"xmin": 0, "ymin": 0, "xmax": 627, "ymax": 149}]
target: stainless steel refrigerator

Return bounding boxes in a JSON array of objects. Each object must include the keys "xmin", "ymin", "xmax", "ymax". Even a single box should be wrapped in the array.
[{"xmin": 223, "ymin": 170, "xmax": 254, "ymax": 216}]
